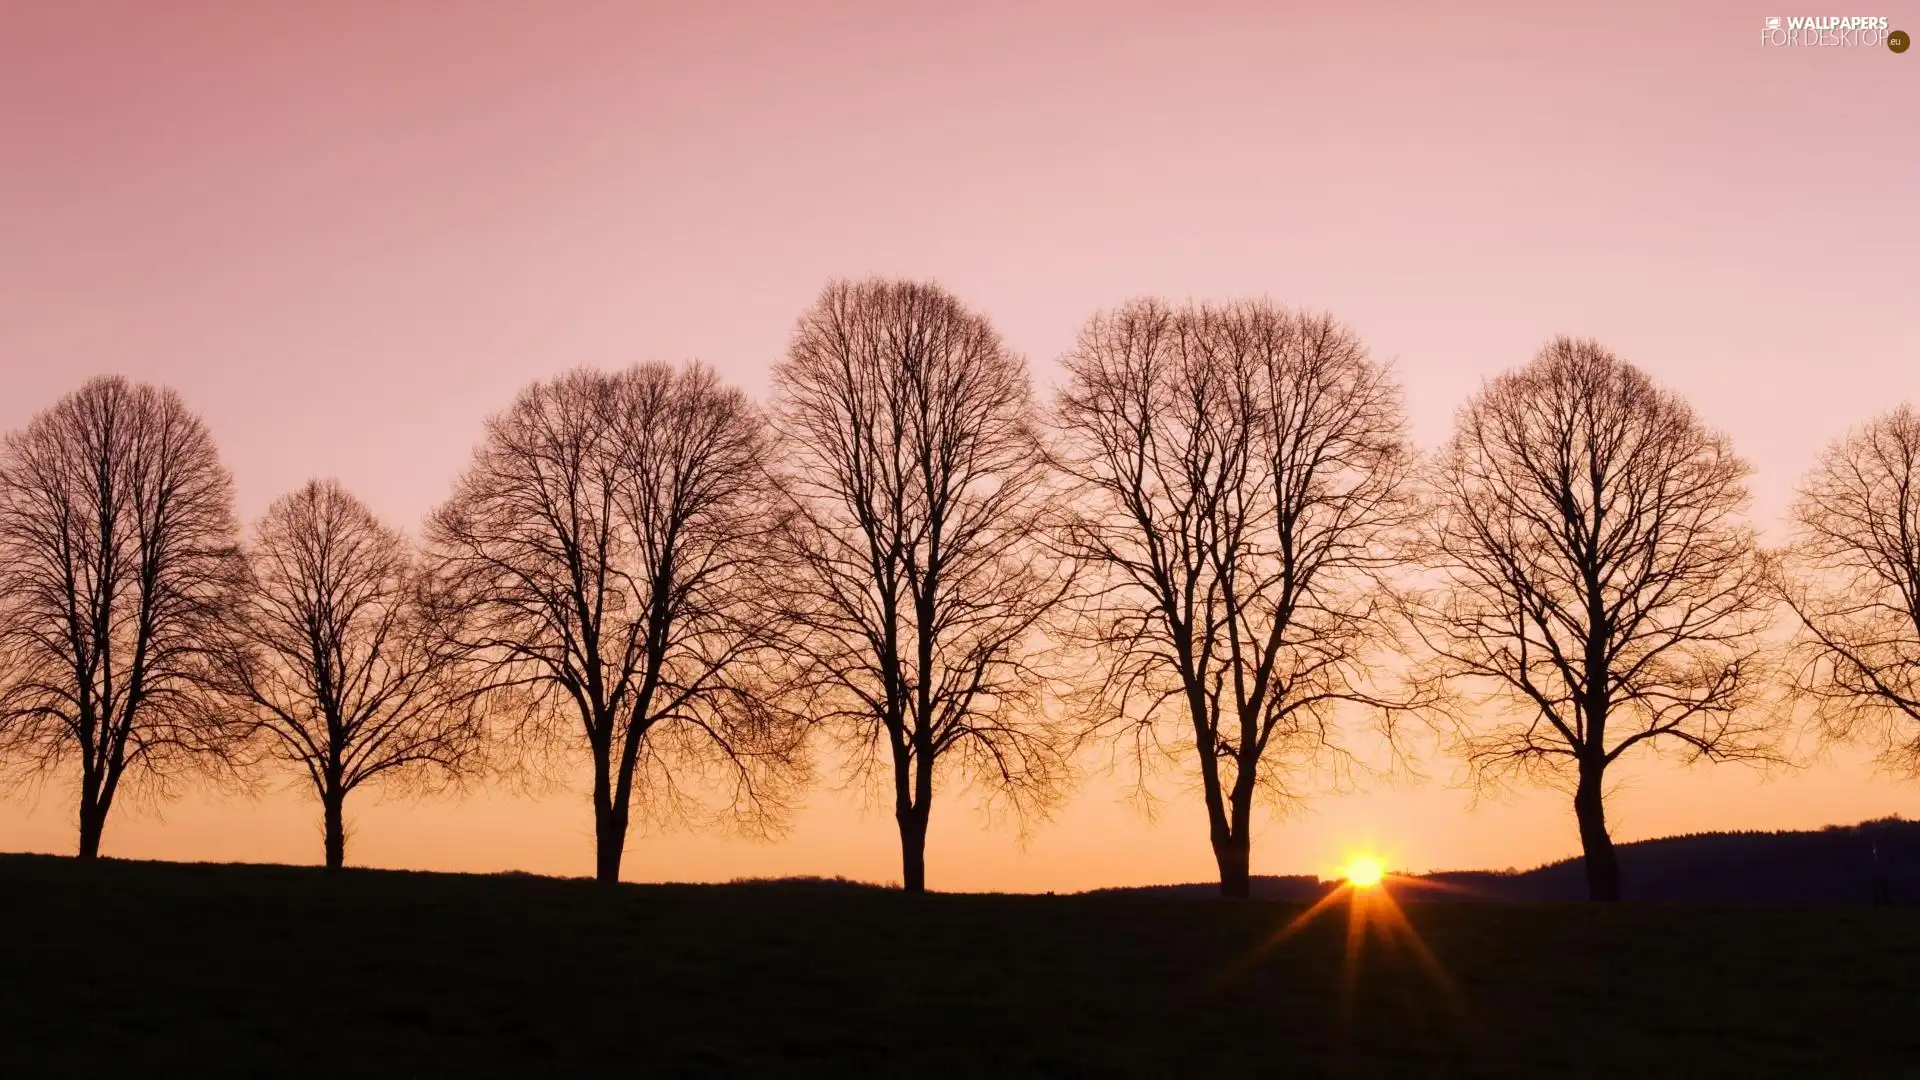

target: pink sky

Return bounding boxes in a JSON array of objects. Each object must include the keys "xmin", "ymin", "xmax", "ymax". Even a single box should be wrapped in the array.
[{"xmin": 1, "ymin": 1, "xmax": 1916, "ymax": 889}]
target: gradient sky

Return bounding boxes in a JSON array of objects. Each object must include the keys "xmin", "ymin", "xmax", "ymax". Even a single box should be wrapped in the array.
[{"xmin": 1, "ymin": 1, "xmax": 1916, "ymax": 890}]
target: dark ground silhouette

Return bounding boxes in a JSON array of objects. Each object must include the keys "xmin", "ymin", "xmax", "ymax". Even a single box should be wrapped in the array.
[{"xmin": 3, "ymin": 849, "xmax": 1919, "ymax": 1077}]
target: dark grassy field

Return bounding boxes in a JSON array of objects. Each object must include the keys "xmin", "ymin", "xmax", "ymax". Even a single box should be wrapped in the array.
[{"xmin": 2, "ymin": 855, "xmax": 1916, "ymax": 1078}]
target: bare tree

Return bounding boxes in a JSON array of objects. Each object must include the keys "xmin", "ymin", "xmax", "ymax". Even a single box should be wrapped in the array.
[
  {"xmin": 772, "ymin": 279, "xmax": 1068, "ymax": 894},
  {"xmin": 428, "ymin": 363, "xmax": 801, "ymax": 883},
  {"xmin": 0, "ymin": 376, "xmax": 243, "ymax": 857},
  {"xmin": 1780, "ymin": 405, "xmax": 1920, "ymax": 775},
  {"xmin": 1051, "ymin": 299, "xmax": 1415, "ymax": 898},
  {"xmin": 1410, "ymin": 338, "xmax": 1775, "ymax": 901},
  {"xmin": 210, "ymin": 479, "xmax": 481, "ymax": 869}
]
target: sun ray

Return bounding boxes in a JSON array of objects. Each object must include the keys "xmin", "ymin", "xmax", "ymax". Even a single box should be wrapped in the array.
[
  {"xmin": 1384, "ymin": 874, "xmax": 1492, "ymax": 900},
  {"xmin": 1201, "ymin": 854, "xmax": 1501, "ymax": 1075},
  {"xmin": 1365, "ymin": 881, "xmax": 1464, "ymax": 1002},
  {"xmin": 1263, "ymin": 884, "xmax": 1351, "ymax": 947},
  {"xmin": 1229, "ymin": 856, "xmax": 1465, "ymax": 1016}
]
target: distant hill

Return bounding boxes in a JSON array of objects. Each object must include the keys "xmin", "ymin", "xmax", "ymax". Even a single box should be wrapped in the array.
[
  {"xmin": 1091, "ymin": 817, "xmax": 1920, "ymax": 904},
  {"xmin": 1086, "ymin": 874, "xmax": 1337, "ymax": 902}
]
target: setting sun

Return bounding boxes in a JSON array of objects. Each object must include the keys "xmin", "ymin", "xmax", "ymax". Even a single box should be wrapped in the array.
[{"xmin": 1342, "ymin": 856, "xmax": 1386, "ymax": 888}]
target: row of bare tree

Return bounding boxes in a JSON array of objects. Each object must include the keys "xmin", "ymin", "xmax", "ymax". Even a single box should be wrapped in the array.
[{"xmin": 3, "ymin": 280, "xmax": 1917, "ymax": 901}]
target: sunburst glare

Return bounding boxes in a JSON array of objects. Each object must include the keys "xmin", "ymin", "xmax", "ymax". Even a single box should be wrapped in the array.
[
  {"xmin": 1232, "ymin": 854, "xmax": 1465, "ymax": 1031},
  {"xmin": 1341, "ymin": 855, "xmax": 1385, "ymax": 888}
]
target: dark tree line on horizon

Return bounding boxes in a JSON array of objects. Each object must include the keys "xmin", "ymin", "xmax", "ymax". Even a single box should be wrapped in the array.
[{"xmin": 1, "ymin": 278, "xmax": 1916, "ymax": 901}]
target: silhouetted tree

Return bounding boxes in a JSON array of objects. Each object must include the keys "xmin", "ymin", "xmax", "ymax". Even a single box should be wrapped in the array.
[
  {"xmin": 211, "ymin": 480, "xmax": 481, "ymax": 869},
  {"xmin": 1409, "ymin": 338, "xmax": 1775, "ymax": 901},
  {"xmin": 772, "ymin": 279, "xmax": 1068, "ymax": 893},
  {"xmin": 428, "ymin": 363, "xmax": 802, "ymax": 883},
  {"xmin": 1052, "ymin": 299, "xmax": 1415, "ymax": 898},
  {"xmin": 0, "ymin": 376, "xmax": 243, "ymax": 857},
  {"xmin": 1781, "ymin": 405, "xmax": 1920, "ymax": 776}
]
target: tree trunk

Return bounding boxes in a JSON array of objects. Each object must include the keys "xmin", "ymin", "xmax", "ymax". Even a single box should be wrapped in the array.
[
  {"xmin": 1213, "ymin": 830, "xmax": 1251, "ymax": 898},
  {"xmin": 896, "ymin": 720, "xmax": 935, "ymax": 894},
  {"xmin": 1574, "ymin": 758, "xmax": 1621, "ymax": 901},
  {"xmin": 594, "ymin": 824, "xmax": 625, "ymax": 884},
  {"xmin": 76, "ymin": 791, "xmax": 105, "ymax": 860},
  {"xmin": 587, "ymin": 737, "xmax": 628, "ymax": 884},
  {"xmin": 897, "ymin": 805, "xmax": 929, "ymax": 893},
  {"xmin": 593, "ymin": 795, "xmax": 626, "ymax": 885},
  {"xmin": 323, "ymin": 787, "xmax": 346, "ymax": 870}
]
